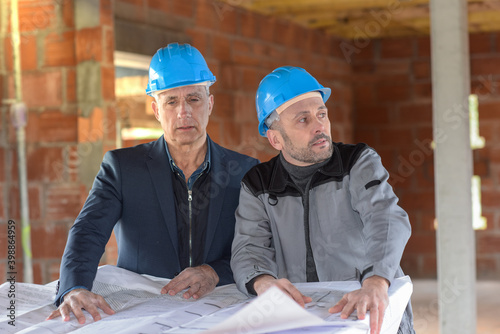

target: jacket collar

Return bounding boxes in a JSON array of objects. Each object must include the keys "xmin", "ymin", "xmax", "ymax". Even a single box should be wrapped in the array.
[{"xmin": 268, "ymin": 142, "xmax": 344, "ymax": 193}]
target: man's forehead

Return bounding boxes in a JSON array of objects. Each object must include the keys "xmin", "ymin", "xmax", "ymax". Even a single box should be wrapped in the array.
[
  {"xmin": 281, "ymin": 96, "xmax": 326, "ymax": 116},
  {"xmin": 157, "ymin": 84, "xmax": 206, "ymax": 99}
]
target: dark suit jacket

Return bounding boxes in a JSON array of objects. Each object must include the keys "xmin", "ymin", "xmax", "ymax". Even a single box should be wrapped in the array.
[{"xmin": 55, "ymin": 136, "xmax": 258, "ymax": 305}]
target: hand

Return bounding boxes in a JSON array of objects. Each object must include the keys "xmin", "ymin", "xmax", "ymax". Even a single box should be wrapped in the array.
[
  {"xmin": 46, "ymin": 288, "xmax": 115, "ymax": 324},
  {"xmin": 328, "ymin": 276, "xmax": 389, "ymax": 334},
  {"xmin": 161, "ymin": 264, "xmax": 219, "ymax": 299},
  {"xmin": 253, "ymin": 275, "xmax": 312, "ymax": 308}
]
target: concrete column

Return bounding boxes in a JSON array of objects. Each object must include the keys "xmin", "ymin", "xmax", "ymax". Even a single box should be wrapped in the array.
[{"xmin": 429, "ymin": 1, "xmax": 476, "ymax": 334}]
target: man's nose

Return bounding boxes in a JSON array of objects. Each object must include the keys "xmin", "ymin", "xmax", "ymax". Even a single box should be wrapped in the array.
[{"xmin": 177, "ymin": 100, "xmax": 192, "ymax": 119}]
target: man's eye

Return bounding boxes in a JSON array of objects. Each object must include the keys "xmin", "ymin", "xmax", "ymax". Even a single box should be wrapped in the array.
[
  {"xmin": 299, "ymin": 118, "xmax": 307, "ymax": 123},
  {"xmin": 319, "ymin": 112, "xmax": 327, "ymax": 118},
  {"xmin": 167, "ymin": 101, "xmax": 177, "ymax": 105},
  {"xmin": 189, "ymin": 98, "xmax": 200, "ymax": 102}
]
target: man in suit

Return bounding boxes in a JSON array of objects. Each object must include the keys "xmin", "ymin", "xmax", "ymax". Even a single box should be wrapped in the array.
[{"xmin": 47, "ymin": 43, "xmax": 259, "ymax": 324}]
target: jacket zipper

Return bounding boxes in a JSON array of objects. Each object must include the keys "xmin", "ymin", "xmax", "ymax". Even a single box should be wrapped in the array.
[{"xmin": 188, "ymin": 189, "xmax": 193, "ymax": 267}]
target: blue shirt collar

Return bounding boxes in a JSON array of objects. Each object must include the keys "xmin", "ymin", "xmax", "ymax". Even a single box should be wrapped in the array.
[{"xmin": 164, "ymin": 136, "xmax": 211, "ymax": 187}]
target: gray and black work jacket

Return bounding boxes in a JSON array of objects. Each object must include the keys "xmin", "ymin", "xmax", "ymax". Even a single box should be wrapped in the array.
[{"xmin": 231, "ymin": 142, "xmax": 412, "ymax": 294}]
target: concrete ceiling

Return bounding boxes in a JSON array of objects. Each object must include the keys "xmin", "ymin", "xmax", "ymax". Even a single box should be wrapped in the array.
[{"xmin": 220, "ymin": 0, "xmax": 500, "ymax": 38}]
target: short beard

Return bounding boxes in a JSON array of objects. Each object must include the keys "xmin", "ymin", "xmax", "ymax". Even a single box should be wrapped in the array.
[{"xmin": 278, "ymin": 127, "xmax": 333, "ymax": 165}]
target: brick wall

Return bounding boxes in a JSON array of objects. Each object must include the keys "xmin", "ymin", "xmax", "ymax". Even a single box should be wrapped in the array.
[
  {"xmin": 1, "ymin": 0, "xmax": 352, "ymax": 284},
  {"xmin": 351, "ymin": 33, "xmax": 500, "ymax": 279},
  {"xmin": 1, "ymin": 0, "xmax": 115, "ymax": 283},
  {"xmin": 1, "ymin": 0, "xmax": 499, "ymax": 284}
]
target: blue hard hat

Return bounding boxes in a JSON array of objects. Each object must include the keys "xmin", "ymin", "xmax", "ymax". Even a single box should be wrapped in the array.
[
  {"xmin": 145, "ymin": 43, "xmax": 216, "ymax": 96},
  {"xmin": 256, "ymin": 66, "xmax": 331, "ymax": 137}
]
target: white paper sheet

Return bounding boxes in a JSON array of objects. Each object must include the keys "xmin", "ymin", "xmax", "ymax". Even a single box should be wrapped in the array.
[{"xmin": 0, "ymin": 265, "xmax": 412, "ymax": 334}]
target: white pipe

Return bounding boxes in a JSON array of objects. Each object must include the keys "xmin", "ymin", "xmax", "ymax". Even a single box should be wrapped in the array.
[{"xmin": 10, "ymin": 0, "xmax": 33, "ymax": 283}]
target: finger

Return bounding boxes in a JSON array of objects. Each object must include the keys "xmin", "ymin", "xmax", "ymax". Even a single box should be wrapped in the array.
[
  {"xmin": 369, "ymin": 307, "xmax": 379, "ymax": 334},
  {"xmin": 328, "ymin": 296, "xmax": 348, "ymax": 314},
  {"xmin": 59, "ymin": 304, "xmax": 71, "ymax": 322},
  {"xmin": 283, "ymin": 285, "xmax": 309, "ymax": 308},
  {"xmin": 340, "ymin": 300, "xmax": 357, "ymax": 320},
  {"xmin": 46, "ymin": 309, "xmax": 61, "ymax": 320},
  {"xmin": 183, "ymin": 282, "xmax": 201, "ymax": 299},
  {"xmin": 84, "ymin": 304, "xmax": 102, "ymax": 322},
  {"xmin": 97, "ymin": 297, "xmax": 115, "ymax": 316},
  {"xmin": 71, "ymin": 305, "xmax": 87, "ymax": 325},
  {"xmin": 356, "ymin": 300, "xmax": 368, "ymax": 320},
  {"xmin": 377, "ymin": 305, "xmax": 385, "ymax": 334}
]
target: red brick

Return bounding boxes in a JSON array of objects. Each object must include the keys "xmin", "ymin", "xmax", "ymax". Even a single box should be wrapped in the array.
[
  {"xmin": 31, "ymin": 224, "xmax": 69, "ymax": 258},
  {"xmin": 18, "ymin": 3, "xmax": 55, "ymax": 32},
  {"xmin": 45, "ymin": 185, "xmax": 82, "ymax": 221},
  {"xmin": 101, "ymin": 0, "xmax": 113, "ymax": 26},
  {"xmin": 376, "ymin": 60, "xmax": 411, "ymax": 74},
  {"xmin": 414, "ymin": 82, "xmax": 433, "ymax": 99},
  {"xmin": 469, "ymin": 32, "xmax": 493, "ymax": 54},
  {"xmin": 104, "ymin": 28, "xmax": 114, "ymax": 64},
  {"xmin": 101, "ymin": 66, "xmax": 115, "ymax": 100},
  {"xmin": 413, "ymin": 60, "xmax": 431, "ymax": 79},
  {"xmin": 398, "ymin": 103, "xmax": 432, "ymax": 124},
  {"xmin": 478, "ymin": 101, "xmax": 500, "ymax": 119},
  {"xmin": 66, "ymin": 68, "xmax": 76, "ymax": 102},
  {"xmin": 347, "ymin": 40, "xmax": 375, "ymax": 62},
  {"xmin": 421, "ymin": 255, "xmax": 437, "ymax": 278},
  {"xmin": 355, "ymin": 106, "xmax": 390, "ymax": 125},
  {"xmin": 476, "ymin": 256, "xmax": 497, "ymax": 278},
  {"xmin": 44, "ymin": 31, "xmax": 76, "ymax": 67},
  {"xmin": 352, "ymin": 62, "xmax": 375, "ymax": 74},
  {"xmin": 195, "ymin": 0, "xmax": 219, "ymax": 29},
  {"xmin": 482, "ymin": 190, "xmax": 500, "ymax": 208},
  {"xmin": 420, "ymin": 211, "xmax": 438, "ymax": 232},
  {"xmin": 4, "ymin": 35, "xmax": 37, "ymax": 71},
  {"xmin": 62, "ymin": 0, "xmax": 74, "ymax": 28},
  {"xmin": 376, "ymin": 83, "xmax": 410, "ymax": 102},
  {"xmin": 0, "ymin": 188, "xmax": 4, "ymax": 221},
  {"xmin": 379, "ymin": 127, "xmax": 414, "ymax": 147},
  {"xmin": 234, "ymin": 94, "xmax": 255, "ymax": 123},
  {"xmin": 399, "ymin": 190, "xmax": 435, "ymax": 211},
  {"xmin": 406, "ymin": 233, "xmax": 436, "ymax": 254},
  {"xmin": 400, "ymin": 255, "xmax": 419, "ymax": 277},
  {"xmin": 257, "ymin": 15, "xmax": 276, "ymax": 43},
  {"xmin": 416, "ymin": 37, "xmax": 431, "ymax": 58},
  {"xmin": 471, "ymin": 56, "xmax": 500, "ymax": 76},
  {"xmin": 380, "ymin": 38, "xmax": 413, "ymax": 59},
  {"xmin": 14, "ymin": 71, "xmax": 63, "ymax": 107},
  {"xmin": 105, "ymin": 106, "xmax": 117, "ymax": 142},
  {"xmin": 211, "ymin": 92, "xmax": 233, "ymax": 120},
  {"xmin": 352, "ymin": 85, "xmax": 375, "ymax": 107},
  {"xmin": 8, "ymin": 185, "xmax": 41, "ymax": 220},
  {"xmin": 206, "ymin": 119, "xmax": 222, "ymax": 143},
  {"xmin": 27, "ymin": 110, "xmax": 78, "ymax": 143},
  {"xmin": 26, "ymin": 146, "xmax": 65, "ymax": 182},
  {"xmin": 76, "ymin": 27, "xmax": 102, "ymax": 62},
  {"xmin": 212, "ymin": 35, "xmax": 231, "ymax": 62},
  {"xmin": 477, "ymin": 233, "xmax": 500, "ymax": 253}
]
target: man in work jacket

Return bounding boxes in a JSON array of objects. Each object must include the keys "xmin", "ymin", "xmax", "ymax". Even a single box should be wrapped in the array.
[
  {"xmin": 47, "ymin": 43, "xmax": 258, "ymax": 324},
  {"xmin": 231, "ymin": 66, "xmax": 414, "ymax": 334}
]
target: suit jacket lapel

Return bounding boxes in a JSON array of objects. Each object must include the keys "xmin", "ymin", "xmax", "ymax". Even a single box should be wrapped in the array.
[
  {"xmin": 146, "ymin": 136, "xmax": 179, "ymax": 259},
  {"xmin": 204, "ymin": 139, "xmax": 226, "ymax": 260}
]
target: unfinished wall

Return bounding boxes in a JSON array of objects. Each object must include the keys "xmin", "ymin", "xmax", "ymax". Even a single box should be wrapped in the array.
[
  {"xmin": 351, "ymin": 33, "xmax": 500, "ymax": 279},
  {"xmin": 1, "ymin": 0, "xmax": 352, "ymax": 284},
  {"xmin": 0, "ymin": 0, "xmax": 115, "ymax": 283}
]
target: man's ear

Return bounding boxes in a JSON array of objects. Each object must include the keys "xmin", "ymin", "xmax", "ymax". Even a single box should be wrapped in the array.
[
  {"xmin": 152, "ymin": 100, "xmax": 160, "ymax": 121},
  {"xmin": 266, "ymin": 129, "xmax": 283, "ymax": 151}
]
